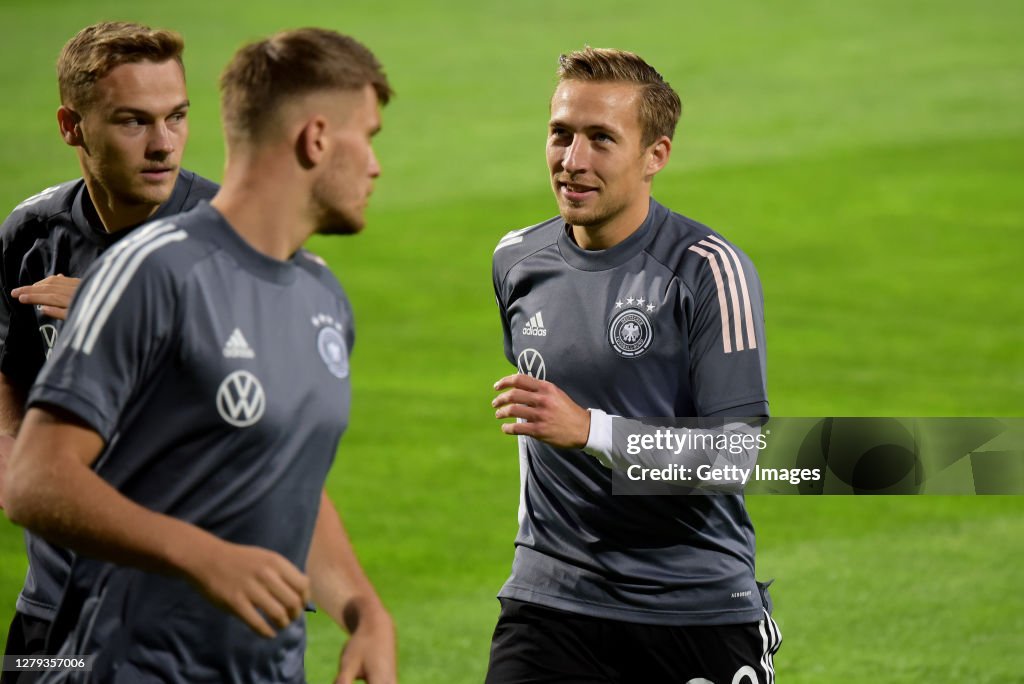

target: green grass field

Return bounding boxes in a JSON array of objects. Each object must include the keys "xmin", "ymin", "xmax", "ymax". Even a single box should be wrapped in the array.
[{"xmin": 1, "ymin": 1, "xmax": 1022, "ymax": 681}]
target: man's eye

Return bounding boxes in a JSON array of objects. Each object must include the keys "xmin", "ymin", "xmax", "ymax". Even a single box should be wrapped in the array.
[
  {"xmin": 594, "ymin": 133, "xmax": 613, "ymax": 143},
  {"xmin": 169, "ymin": 112, "xmax": 187, "ymax": 123}
]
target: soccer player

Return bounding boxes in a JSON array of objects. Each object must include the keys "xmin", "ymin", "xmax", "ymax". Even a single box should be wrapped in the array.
[
  {"xmin": 3, "ymin": 28, "xmax": 395, "ymax": 683},
  {"xmin": 0, "ymin": 21, "xmax": 217, "ymax": 679},
  {"xmin": 487, "ymin": 48, "xmax": 781, "ymax": 683}
]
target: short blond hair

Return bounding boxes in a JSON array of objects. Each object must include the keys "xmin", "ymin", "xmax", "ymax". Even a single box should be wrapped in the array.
[
  {"xmin": 219, "ymin": 28, "xmax": 392, "ymax": 144},
  {"xmin": 57, "ymin": 21, "xmax": 184, "ymax": 110},
  {"xmin": 557, "ymin": 47, "xmax": 681, "ymax": 146}
]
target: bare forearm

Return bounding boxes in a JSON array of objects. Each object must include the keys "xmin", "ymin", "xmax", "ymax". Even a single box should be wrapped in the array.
[
  {"xmin": 309, "ymin": 491, "xmax": 397, "ymax": 683},
  {"xmin": 6, "ymin": 408, "xmax": 310, "ymax": 638},
  {"xmin": 0, "ymin": 373, "xmax": 27, "ymax": 508},
  {"xmin": 0, "ymin": 373, "xmax": 26, "ymax": 437},
  {"xmin": 4, "ymin": 408, "xmax": 216, "ymax": 579},
  {"xmin": 308, "ymin": 491, "xmax": 388, "ymax": 631}
]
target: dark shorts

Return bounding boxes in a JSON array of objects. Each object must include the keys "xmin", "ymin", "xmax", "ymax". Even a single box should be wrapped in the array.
[
  {"xmin": 485, "ymin": 598, "xmax": 782, "ymax": 684},
  {"xmin": 1, "ymin": 611, "xmax": 52, "ymax": 684}
]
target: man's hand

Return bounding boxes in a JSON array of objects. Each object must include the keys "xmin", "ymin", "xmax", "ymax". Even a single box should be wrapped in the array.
[
  {"xmin": 182, "ymin": 536, "xmax": 311, "ymax": 639},
  {"xmin": 492, "ymin": 373, "xmax": 590, "ymax": 449},
  {"xmin": 335, "ymin": 604, "xmax": 397, "ymax": 684},
  {"xmin": 11, "ymin": 274, "xmax": 81, "ymax": 320}
]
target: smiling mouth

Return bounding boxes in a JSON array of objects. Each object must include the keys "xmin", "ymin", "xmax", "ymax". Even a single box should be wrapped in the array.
[{"xmin": 558, "ymin": 180, "xmax": 597, "ymax": 201}]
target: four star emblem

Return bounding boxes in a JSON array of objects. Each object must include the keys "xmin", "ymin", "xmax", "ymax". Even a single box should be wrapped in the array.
[{"xmin": 617, "ymin": 295, "xmax": 655, "ymax": 313}]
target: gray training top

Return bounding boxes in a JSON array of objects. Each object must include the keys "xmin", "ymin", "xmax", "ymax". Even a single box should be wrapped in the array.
[
  {"xmin": 491, "ymin": 197, "xmax": 769, "ymax": 626},
  {"xmin": 29, "ymin": 202, "xmax": 353, "ymax": 683},
  {"xmin": 0, "ymin": 170, "xmax": 218, "ymax": 622}
]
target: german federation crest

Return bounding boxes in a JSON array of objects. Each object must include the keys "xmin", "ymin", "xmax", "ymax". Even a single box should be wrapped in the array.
[
  {"xmin": 609, "ymin": 308, "xmax": 653, "ymax": 358},
  {"xmin": 317, "ymin": 326, "xmax": 349, "ymax": 379}
]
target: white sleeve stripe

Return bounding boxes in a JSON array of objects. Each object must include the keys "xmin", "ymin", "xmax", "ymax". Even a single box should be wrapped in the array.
[
  {"xmin": 500, "ymin": 222, "xmax": 543, "ymax": 240},
  {"xmin": 707, "ymin": 234, "xmax": 757, "ymax": 349},
  {"xmin": 14, "ymin": 184, "xmax": 62, "ymax": 210},
  {"xmin": 688, "ymin": 245, "xmax": 733, "ymax": 353},
  {"xmin": 697, "ymin": 239, "xmax": 746, "ymax": 351},
  {"xmin": 73, "ymin": 231, "xmax": 187, "ymax": 354},
  {"xmin": 494, "ymin": 236, "xmax": 523, "ymax": 253},
  {"xmin": 69, "ymin": 221, "xmax": 179, "ymax": 351}
]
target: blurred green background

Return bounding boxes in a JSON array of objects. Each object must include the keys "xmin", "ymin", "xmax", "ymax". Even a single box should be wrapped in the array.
[{"xmin": 1, "ymin": 1, "xmax": 1022, "ymax": 681}]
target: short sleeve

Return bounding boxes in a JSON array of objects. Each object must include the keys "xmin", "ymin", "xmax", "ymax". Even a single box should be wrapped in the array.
[
  {"xmin": 29, "ymin": 224, "xmax": 186, "ymax": 440},
  {"xmin": 686, "ymin": 239, "xmax": 769, "ymax": 417}
]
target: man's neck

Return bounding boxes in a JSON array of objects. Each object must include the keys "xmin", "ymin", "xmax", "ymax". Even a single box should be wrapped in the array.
[
  {"xmin": 210, "ymin": 156, "xmax": 314, "ymax": 262},
  {"xmin": 82, "ymin": 176, "xmax": 160, "ymax": 234},
  {"xmin": 570, "ymin": 196, "xmax": 651, "ymax": 251}
]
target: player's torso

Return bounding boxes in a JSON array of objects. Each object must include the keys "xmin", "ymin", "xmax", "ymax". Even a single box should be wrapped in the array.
[
  {"xmin": 502, "ymin": 232, "xmax": 713, "ymax": 541},
  {"xmin": 99, "ymin": 247, "xmax": 352, "ymax": 562},
  {"xmin": 505, "ymin": 248, "xmax": 692, "ymax": 418}
]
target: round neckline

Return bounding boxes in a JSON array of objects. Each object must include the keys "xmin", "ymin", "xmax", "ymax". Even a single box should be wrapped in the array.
[{"xmin": 556, "ymin": 198, "xmax": 665, "ymax": 272}]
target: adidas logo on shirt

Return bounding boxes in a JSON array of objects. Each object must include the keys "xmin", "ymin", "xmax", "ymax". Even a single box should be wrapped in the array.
[
  {"xmin": 522, "ymin": 311, "xmax": 547, "ymax": 337},
  {"xmin": 223, "ymin": 328, "xmax": 255, "ymax": 359}
]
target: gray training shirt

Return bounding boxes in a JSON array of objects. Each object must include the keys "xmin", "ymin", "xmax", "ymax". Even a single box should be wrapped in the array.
[
  {"xmin": 0, "ymin": 170, "xmax": 218, "ymax": 623},
  {"xmin": 29, "ymin": 202, "xmax": 354, "ymax": 683},
  {"xmin": 491, "ymin": 197, "xmax": 769, "ymax": 626}
]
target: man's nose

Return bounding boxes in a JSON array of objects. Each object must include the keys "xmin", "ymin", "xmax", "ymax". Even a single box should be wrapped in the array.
[
  {"xmin": 562, "ymin": 135, "xmax": 589, "ymax": 174},
  {"xmin": 147, "ymin": 122, "xmax": 174, "ymax": 157}
]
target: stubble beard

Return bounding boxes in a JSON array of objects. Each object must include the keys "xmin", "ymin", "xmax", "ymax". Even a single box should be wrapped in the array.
[
  {"xmin": 315, "ymin": 203, "xmax": 364, "ymax": 236},
  {"xmin": 556, "ymin": 192, "xmax": 627, "ymax": 231},
  {"xmin": 312, "ymin": 173, "xmax": 365, "ymax": 236}
]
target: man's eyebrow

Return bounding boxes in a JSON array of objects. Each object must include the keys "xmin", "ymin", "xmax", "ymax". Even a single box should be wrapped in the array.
[
  {"xmin": 110, "ymin": 100, "xmax": 191, "ymax": 116},
  {"xmin": 548, "ymin": 119, "xmax": 621, "ymax": 136}
]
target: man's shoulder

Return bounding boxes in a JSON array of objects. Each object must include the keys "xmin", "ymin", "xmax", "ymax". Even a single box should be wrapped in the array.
[
  {"xmin": 294, "ymin": 248, "xmax": 346, "ymax": 299},
  {"xmin": 492, "ymin": 215, "xmax": 561, "ymax": 277},
  {"xmin": 176, "ymin": 169, "xmax": 220, "ymax": 207},
  {"xmin": 101, "ymin": 207, "xmax": 219, "ymax": 282},
  {"xmin": 1, "ymin": 179, "xmax": 81, "ymax": 243},
  {"xmin": 648, "ymin": 204, "xmax": 760, "ymax": 286}
]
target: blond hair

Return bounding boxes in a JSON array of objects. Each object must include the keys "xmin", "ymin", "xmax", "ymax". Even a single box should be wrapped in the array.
[
  {"xmin": 557, "ymin": 47, "xmax": 681, "ymax": 146},
  {"xmin": 57, "ymin": 21, "xmax": 184, "ymax": 110}
]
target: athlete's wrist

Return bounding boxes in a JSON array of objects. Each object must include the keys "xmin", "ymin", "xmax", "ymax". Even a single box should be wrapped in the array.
[{"xmin": 583, "ymin": 408, "xmax": 613, "ymax": 459}]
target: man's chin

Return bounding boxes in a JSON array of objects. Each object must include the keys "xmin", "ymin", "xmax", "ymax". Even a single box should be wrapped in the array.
[
  {"xmin": 316, "ymin": 216, "xmax": 363, "ymax": 236},
  {"xmin": 129, "ymin": 180, "xmax": 177, "ymax": 207},
  {"xmin": 558, "ymin": 205, "xmax": 604, "ymax": 228}
]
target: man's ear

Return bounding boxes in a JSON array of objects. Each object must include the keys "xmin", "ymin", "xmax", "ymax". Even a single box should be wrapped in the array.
[
  {"xmin": 57, "ymin": 106, "xmax": 83, "ymax": 147},
  {"xmin": 295, "ymin": 115, "xmax": 328, "ymax": 169},
  {"xmin": 645, "ymin": 135, "xmax": 672, "ymax": 178}
]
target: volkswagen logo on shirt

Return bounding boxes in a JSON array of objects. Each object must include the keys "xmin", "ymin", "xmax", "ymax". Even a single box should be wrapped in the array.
[
  {"xmin": 216, "ymin": 370, "xmax": 266, "ymax": 427},
  {"xmin": 39, "ymin": 324, "xmax": 58, "ymax": 358},
  {"xmin": 516, "ymin": 348, "xmax": 546, "ymax": 380},
  {"xmin": 609, "ymin": 308, "xmax": 653, "ymax": 358}
]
